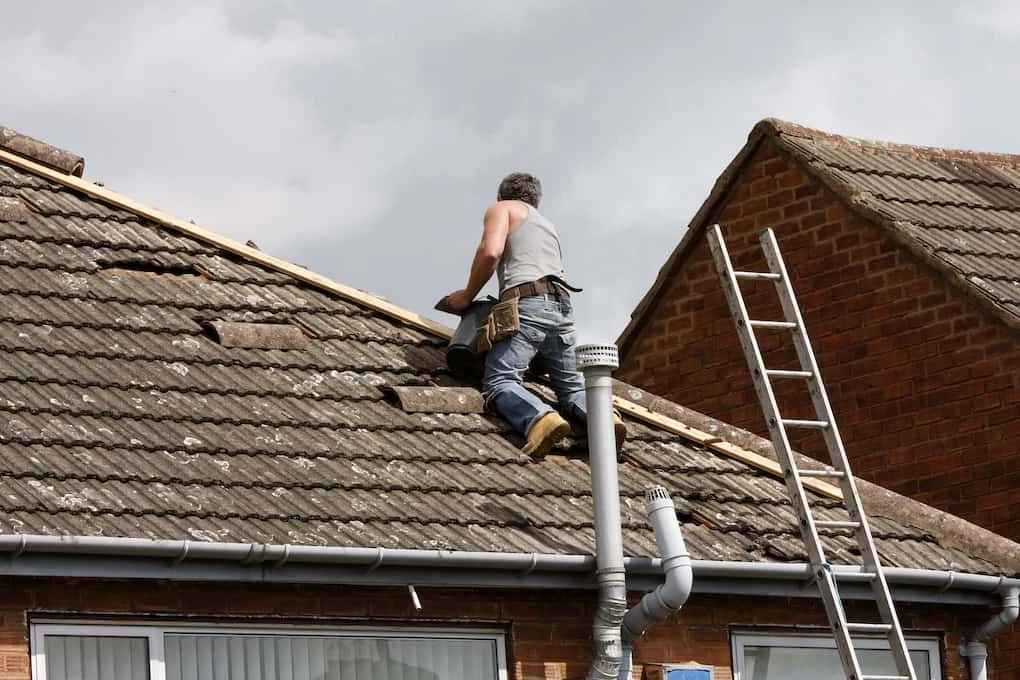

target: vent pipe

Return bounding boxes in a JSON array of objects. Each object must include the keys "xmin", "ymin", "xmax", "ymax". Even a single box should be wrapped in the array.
[
  {"xmin": 621, "ymin": 487, "xmax": 692, "ymax": 641},
  {"xmin": 577, "ymin": 343, "xmax": 627, "ymax": 680}
]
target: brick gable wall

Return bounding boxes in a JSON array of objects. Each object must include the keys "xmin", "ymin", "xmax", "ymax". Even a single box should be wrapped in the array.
[
  {"xmin": 0, "ymin": 578, "xmax": 983, "ymax": 679},
  {"xmin": 618, "ymin": 139, "xmax": 1020, "ymax": 540}
]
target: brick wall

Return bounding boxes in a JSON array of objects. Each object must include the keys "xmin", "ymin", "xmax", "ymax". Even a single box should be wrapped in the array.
[
  {"xmin": 618, "ymin": 139, "xmax": 1020, "ymax": 539},
  {"xmin": 0, "ymin": 577, "xmax": 984, "ymax": 679}
]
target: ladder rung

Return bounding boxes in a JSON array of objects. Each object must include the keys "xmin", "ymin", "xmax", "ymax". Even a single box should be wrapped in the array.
[
  {"xmin": 835, "ymin": 571, "xmax": 878, "ymax": 582},
  {"xmin": 749, "ymin": 320, "xmax": 797, "ymax": 330},
  {"xmin": 845, "ymin": 622, "xmax": 893, "ymax": 633},
  {"xmin": 815, "ymin": 520, "xmax": 862, "ymax": 530},
  {"xmin": 799, "ymin": 469, "xmax": 845, "ymax": 478},
  {"xmin": 710, "ymin": 226, "xmax": 914, "ymax": 680},
  {"xmin": 766, "ymin": 369, "xmax": 813, "ymax": 379},
  {"xmin": 734, "ymin": 270, "xmax": 782, "ymax": 281},
  {"xmin": 781, "ymin": 418, "xmax": 830, "ymax": 429}
]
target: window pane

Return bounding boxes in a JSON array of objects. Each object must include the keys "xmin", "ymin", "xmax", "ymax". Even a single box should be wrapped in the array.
[
  {"xmin": 744, "ymin": 645, "xmax": 930, "ymax": 680},
  {"xmin": 164, "ymin": 635, "xmax": 498, "ymax": 680},
  {"xmin": 45, "ymin": 636, "xmax": 149, "ymax": 680}
]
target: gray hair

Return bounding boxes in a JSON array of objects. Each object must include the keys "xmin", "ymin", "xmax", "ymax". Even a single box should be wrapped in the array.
[{"xmin": 497, "ymin": 172, "xmax": 542, "ymax": 208}]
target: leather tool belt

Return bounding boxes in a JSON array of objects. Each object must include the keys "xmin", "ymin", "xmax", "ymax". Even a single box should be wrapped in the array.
[
  {"xmin": 475, "ymin": 278, "xmax": 581, "ymax": 353},
  {"xmin": 500, "ymin": 278, "xmax": 568, "ymax": 302}
]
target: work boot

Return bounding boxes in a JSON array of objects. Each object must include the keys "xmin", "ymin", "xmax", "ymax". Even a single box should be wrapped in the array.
[
  {"xmin": 614, "ymin": 411, "xmax": 628, "ymax": 447},
  {"xmin": 523, "ymin": 412, "xmax": 571, "ymax": 457}
]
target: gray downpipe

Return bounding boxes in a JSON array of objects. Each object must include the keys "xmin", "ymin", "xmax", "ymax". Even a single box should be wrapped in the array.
[
  {"xmin": 621, "ymin": 486, "xmax": 692, "ymax": 641},
  {"xmin": 961, "ymin": 586, "xmax": 1020, "ymax": 680},
  {"xmin": 577, "ymin": 344, "xmax": 628, "ymax": 680}
]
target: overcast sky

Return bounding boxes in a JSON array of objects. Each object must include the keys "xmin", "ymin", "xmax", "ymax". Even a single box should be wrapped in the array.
[{"xmin": 4, "ymin": 1, "xmax": 1019, "ymax": 342}]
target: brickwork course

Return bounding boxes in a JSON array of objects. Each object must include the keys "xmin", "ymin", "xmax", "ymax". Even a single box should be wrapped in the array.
[
  {"xmin": 0, "ymin": 123, "xmax": 1018, "ymax": 679},
  {"xmin": 618, "ymin": 118, "xmax": 1020, "ymax": 677},
  {"xmin": 618, "ymin": 119, "xmax": 1020, "ymax": 539},
  {"xmin": 0, "ymin": 579, "xmax": 988, "ymax": 680}
]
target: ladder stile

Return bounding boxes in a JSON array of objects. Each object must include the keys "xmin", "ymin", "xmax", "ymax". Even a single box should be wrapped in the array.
[
  {"xmin": 706, "ymin": 225, "xmax": 865, "ymax": 680},
  {"xmin": 759, "ymin": 227, "xmax": 916, "ymax": 680},
  {"xmin": 707, "ymin": 223, "xmax": 917, "ymax": 680}
]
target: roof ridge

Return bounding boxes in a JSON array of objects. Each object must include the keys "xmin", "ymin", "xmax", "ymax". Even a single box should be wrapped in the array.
[
  {"xmin": 757, "ymin": 117, "xmax": 1020, "ymax": 168},
  {"xmin": 618, "ymin": 118, "xmax": 1020, "ymax": 358}
]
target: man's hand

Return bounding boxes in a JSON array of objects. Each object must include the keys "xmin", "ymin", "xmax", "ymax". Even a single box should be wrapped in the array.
[{"xmin": 443, "ymin": 289, "xmax": 474, "ymax": 313}]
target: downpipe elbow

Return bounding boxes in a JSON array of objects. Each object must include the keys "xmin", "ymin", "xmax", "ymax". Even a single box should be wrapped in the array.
[
  {"xmin": 961, "ymin": 587, "xmax": 1019, "ymax": 680},
  {"xmin": 621, "ymin": 487, "xmax": 692, "ymax": 642},
  {"xmin": 974, "ymin": 587, "xmax": 1020, "ymax": 643}
]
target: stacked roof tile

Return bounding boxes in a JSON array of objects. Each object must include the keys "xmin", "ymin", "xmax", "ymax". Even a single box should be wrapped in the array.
[{"xmin": 0, "ymin": 143, "xmax": 1008, "ymax": 575}]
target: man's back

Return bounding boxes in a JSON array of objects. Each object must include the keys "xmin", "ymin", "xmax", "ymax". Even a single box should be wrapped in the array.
[
  {"xmin": 441, "ymin": 171, "xmax": 623, "ymax": 456},
  {"xmin": 497, "ymin": 202, "xmax": 567, "ymax": 294}
]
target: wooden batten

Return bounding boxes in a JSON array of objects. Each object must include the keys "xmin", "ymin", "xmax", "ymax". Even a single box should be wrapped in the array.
[{"xmin": 0, "ymin": 148, "xmax": 453, "ymax": 339}]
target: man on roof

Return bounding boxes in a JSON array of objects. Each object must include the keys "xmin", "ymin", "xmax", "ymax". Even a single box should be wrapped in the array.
[{"xmin": 443, "ymin": 172, "xmax": 625, "ymax": 456}]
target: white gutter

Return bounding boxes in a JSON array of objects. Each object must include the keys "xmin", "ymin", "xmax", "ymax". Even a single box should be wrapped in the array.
[
  {"xmin": 960, "ymin": 586, "xmax": 1020, "ymax": 680},
  {"xmin": 0, "ymin": 534, "xmax": 1013, "ymax": 597}
]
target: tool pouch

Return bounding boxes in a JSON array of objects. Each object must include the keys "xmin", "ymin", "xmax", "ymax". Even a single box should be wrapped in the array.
[{"xmin": 474, "ymin": 298, "xmax": 520, "ymax": 353}]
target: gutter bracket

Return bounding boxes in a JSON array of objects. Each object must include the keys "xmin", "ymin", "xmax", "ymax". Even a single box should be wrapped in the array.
[
  {"xmin": 172, "ymin": 539, "xmax": 191, "ymax": 566},
  {"xmin": 10, "ymin": 535, "xmax": 26, "ymax": 562},
  {"xmin": 367, "ymin": 547, "xmax": 385, "ymax": 573},
  {"xmin": 270, "ymin": 544, "xmax": 291, "ymax": 569},
  {"xmin": 240, "ymin": 543, "xmax": 267, "ymax": 566}
]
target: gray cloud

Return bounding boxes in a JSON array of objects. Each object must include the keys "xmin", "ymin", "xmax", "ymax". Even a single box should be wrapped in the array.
[{"xmin": 3, "ymin": 0, "xmax": 1019, "ymax": 342}]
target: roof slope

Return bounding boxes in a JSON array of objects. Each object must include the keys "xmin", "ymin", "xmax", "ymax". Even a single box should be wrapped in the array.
[
  {"xmin": 0, "ymin": 135, "xmax": 1011, "ymax": 576},
  {"xmin": 619, "ymin": 118, "xmax": 1020, "ymax": 355}
]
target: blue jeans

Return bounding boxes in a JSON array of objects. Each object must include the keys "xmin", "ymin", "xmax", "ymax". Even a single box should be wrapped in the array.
[{"xmin": 483, "ymin": 295, "xmax": 588, "ymax": 436}]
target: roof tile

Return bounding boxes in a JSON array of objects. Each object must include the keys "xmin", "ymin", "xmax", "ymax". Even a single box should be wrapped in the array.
[
  {"xmin": 770, "ymin": 123, "xmax": 1020, "ymax": 323},
  {"xmin": 0, "ymin": 150, "xmax": 1010, "ymax": 577}
]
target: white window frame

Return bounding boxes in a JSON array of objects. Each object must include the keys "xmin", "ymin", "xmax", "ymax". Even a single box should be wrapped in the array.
[
  {"xmin": 731, "ymin": 631, "xmax": 942, "ymax": 680},
  {"xmin": 30, "ymin": 621, "xmax": 509, "ymax": 680}
]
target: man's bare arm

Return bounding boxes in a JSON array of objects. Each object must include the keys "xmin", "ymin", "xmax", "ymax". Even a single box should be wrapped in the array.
[
  {"xmin": 464, "ymin": 202, "xmax": 510, "ymax": 297},
  {"xmin": 442, "ymin": 202, "xmax": 511, "ymax": 312}
]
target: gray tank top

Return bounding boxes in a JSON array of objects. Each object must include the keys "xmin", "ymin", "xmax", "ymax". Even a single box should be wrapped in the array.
[{"xmin": 497, "ymin": 204, "xmax": 571, "ymax": 293}]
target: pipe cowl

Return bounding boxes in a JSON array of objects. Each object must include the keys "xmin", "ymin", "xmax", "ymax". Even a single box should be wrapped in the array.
[{"xmin": 577, "ymin": 344, "xmax": 619, "ymax": 373}]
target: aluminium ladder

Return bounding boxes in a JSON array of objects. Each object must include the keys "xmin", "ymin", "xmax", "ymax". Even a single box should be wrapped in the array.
[{"xmin": 707, "ymin": 224, "xmax": 916, "ymax": 680}]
